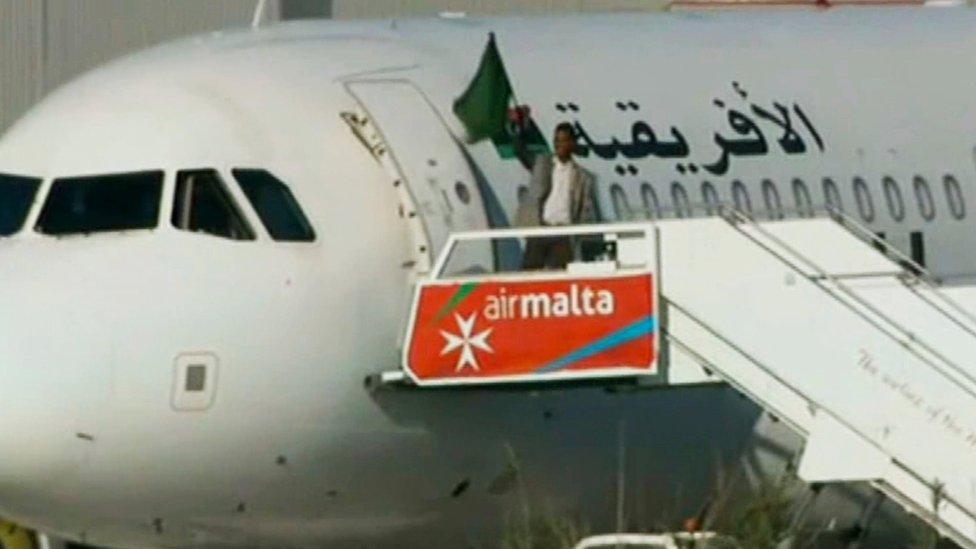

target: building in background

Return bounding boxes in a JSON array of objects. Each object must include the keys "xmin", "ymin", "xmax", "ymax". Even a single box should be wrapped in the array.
[
  {"xmin": 1, "ymin": 0, "xmax": 254, "ymax": 133},
  {"xmin": 0, "ymin": 0, "xmax": 669, "ymax": 133},
  {"xmin": 332, "ymin": 0, "xmax": 664, "ymax": 18}
]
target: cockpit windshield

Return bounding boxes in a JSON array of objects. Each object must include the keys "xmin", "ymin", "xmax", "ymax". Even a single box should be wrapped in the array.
[
  {"xmin": 36, "ymin": 171, "xmax": 163, "ymax": 236},
  {"xmin": 0, "ymin": 173, "xmax": 41, "ymax": 236},
  {"xmin": 233, "ymin": 169, "xmax": 315, "ymax": 242}
]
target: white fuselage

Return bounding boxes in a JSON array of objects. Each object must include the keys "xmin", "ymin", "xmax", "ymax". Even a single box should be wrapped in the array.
[{"xmin": 0, "ymin": 9, "xmax": 974, "ymax": 547}]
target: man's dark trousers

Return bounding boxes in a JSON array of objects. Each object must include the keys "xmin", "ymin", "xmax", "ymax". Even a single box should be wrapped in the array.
[{"xmin": 522, "ymin": 236, "xmax": 572, "ymax": 270}]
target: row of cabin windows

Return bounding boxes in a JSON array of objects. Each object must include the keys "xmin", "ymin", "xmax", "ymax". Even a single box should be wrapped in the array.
[
  {"xmin": 6, "ymin": 169, "xmax": 315, "ymax": 241},
  {"xmin": 610, "ymin": 175, "xmax": 967, "ymax": 224}
]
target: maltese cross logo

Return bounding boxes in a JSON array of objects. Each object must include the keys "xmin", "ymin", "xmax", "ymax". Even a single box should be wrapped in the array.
[{"xmin": 440, "ymin": 312, "xmax": 494, "ymax": 372}]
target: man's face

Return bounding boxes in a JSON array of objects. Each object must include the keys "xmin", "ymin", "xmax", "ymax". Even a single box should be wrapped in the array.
[{"xmin": 554, "ymin": 129, "xmax": 575, "ymax": 161}]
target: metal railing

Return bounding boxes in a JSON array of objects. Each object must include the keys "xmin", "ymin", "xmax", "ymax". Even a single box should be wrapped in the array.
[
  {"xmin": 665, "ymin": 298, "xmax": 976, "ymax": 549},
  {"xmin": 636, "ymin": 198, "xmax": 976, "ymax": 344},
  {"xmin": 431, "ymin": 221, "xmax": 657, "ymax": 280},
  {"xmin": 420, "ymin": 210, "xmax": 976, "ymax": 546},
  {"xmin": 821, "ymin": 205, "xmax": 976, "ymax": 339},
  {"xmin": 719, "ymin": 205, "xmax": 976, "ymax": 401},
  {"xmin": 822, "ymin": 206, "xmax": 933, "ymax": 280},
  {"xmin": 430, "ymin": 206, "xmax": 976, "ymax": 396}
]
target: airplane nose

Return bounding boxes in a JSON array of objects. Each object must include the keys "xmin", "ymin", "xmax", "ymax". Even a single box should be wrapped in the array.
[
  {"xmin": 0, "ymin": 234, "xmax": 286, "ymax": 534},
  {"xmin": 0, "ymin": 241, "xmax": 114, "ymax": 512}
]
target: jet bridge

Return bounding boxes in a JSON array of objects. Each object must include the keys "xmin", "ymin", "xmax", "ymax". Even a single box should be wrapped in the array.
[{"xmin": 393, "ymin": 211, "xmax": 976, "ymax": 548}]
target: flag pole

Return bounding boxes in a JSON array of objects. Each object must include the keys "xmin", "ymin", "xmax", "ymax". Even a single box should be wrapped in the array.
[{"xmin": 489, "ymin": 32, "xmax": 521, "ymax": 110}]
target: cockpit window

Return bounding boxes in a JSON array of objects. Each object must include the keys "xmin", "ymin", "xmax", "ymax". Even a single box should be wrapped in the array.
[
  {"xmin": 172, "ymin": 169, "xmax": 254, "ymax": 240},
  {"xmin": 232, "ymin": 169, "xmax": 315, "ymax": 242},
  {"xmin": 36, "ymin": 171, "xmax": 162, "ymax": 235},
  {"xmin": 0, "ymin": 173, "xmax": 41, "ymax": 236}
]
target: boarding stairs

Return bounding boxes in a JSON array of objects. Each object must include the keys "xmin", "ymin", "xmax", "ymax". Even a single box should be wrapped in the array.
[
  {"xmin": 659, "ymin": 210, "xmax": 976, "ymax": 548},
  {"xmin": 392, "ymin": 209, "xmax": 976, "ymax": 548},
  {"xmin": 339, "ymin": 75, "xmax": 976, "ymax": 546}
]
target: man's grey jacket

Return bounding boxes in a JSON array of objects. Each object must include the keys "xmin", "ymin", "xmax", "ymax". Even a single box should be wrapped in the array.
[{"xmin": 514, "ymin": 154, "xmax": 599, "ymax": 227}]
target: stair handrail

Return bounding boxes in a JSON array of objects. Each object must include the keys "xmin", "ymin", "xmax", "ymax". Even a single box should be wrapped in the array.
[
  {"xmin": 718, "ymin": 205, "xmax": 976, "ymax": 400},
  {"xmin": 665, "ymin": 298, "xmax": 976, "ymax": 548},
  {"xmin": 822, "ymin": 205, "xmax": 976, "ymax": 336},
  {"xmin": 823, "ymin": 205, "xmax": 935, "ymax": 281}
]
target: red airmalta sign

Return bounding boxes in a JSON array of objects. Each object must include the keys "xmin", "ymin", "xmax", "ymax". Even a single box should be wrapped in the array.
[{"xmin": 403, "ymin": 274, "xmax": 658, "ymax": 385}]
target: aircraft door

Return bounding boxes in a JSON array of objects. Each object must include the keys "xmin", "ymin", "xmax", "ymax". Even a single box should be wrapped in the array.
[{"xmin": 344, "ymin": 80, "xmax": 491, "ymax": 276}]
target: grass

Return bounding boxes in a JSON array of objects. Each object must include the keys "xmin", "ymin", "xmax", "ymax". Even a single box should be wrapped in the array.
[
  {"xmin": 497, "ymin": 444, "xmax": 589, "ymax": 549},
  {"xmin": 500, "ymin": 503, "xmax": 589, "ymax": 549},
  {"xmin": 497, "ymin": 446, "xmax": 818, "ymax": 548},
  {"xmin": 707, "ymin": 473, "xmax": 799, "ymax": 548}
]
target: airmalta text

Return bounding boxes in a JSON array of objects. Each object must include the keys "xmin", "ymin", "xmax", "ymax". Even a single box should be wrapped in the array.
[{"xmin": 483, "ymin": 285, "xmax": 615, "ymax": 320}]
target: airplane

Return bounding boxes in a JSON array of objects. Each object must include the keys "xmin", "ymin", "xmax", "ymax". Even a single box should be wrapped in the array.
[{"xmin": 0, "ymin": 6, "xmax": 974, "ymax": 547}]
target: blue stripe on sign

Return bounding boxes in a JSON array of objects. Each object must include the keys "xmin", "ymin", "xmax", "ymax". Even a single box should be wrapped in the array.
[{"xmin": 534, "ymin": 316, "xmax": 657, "ymax": 374}]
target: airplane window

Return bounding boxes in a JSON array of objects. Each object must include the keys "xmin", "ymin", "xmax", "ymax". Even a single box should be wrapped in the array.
[
  {"xmin": 913, "ymin": 176, "xmax": 936, "ymax": 222},
  {"xmin": 882, "ymin": 176, "xmax": 905, "ymax": 222},
  {"xmin": 610, "ymin": 184, "xmax": 633, "ymax": 220},
  {"xmin": 36, "ymin": 171, "xmax": 162, "ymax": 236},
  {"xmin": 944, "ymin": 175, "xmax": 965, "ymax": 220},
  {"xmin": 792, "ymin": 178, "xmax": 813, "ymax": 218},
  {"xmin": 822, "ymin": 177, "xmax": 843, "ymax": 213},
  {"xmin": 761, "ymin": 179, "xmax": 783, "ymax": 220},
  {"xmin": 232, "ymin": 169, "xmax": 315, "ymax": 242},
  {"xmin": 640, "ymin": 182, "xmax": 661, "ymax": 219},
  {"xmin": 701, "ymin": 181, "xmax": 720, "ymax": 215},
  {"xmin": 852, "ymin": 177, "xmax": 875, "ymax": 223},
  {"xmin": 0, "ymin": 172, "xmax": 41, "ymax": 236},
  {"xmin": 671, "ymin": 182, "xmax": 691, "ymax": 219},
  {"xmin": 172, "ymin": 169, "xmax": 254, "ymax": 240},
  {"xmin": 731, "ymin": 180, "xmax": 752, "ymax": 216}
]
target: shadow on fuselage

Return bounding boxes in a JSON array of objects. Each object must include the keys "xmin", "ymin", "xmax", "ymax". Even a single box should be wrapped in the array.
[{"xmin": 365, "ymin": 382, "xmax": 760, "ymax": 543}]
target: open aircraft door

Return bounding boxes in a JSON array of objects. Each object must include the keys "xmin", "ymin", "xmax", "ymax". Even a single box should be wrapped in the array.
[{"xmin": 343, "ymin": 80, "xmax": 492, "ymax": 276}]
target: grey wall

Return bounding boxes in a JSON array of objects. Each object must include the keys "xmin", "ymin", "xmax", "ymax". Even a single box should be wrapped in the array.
[
  {"xmin": 281, "ymin": 0, "xmax": 333, "ymax": 18},
  {"xmin": 332, "ymin": 0, "xmax": 666, "ymax": 18},
  {"xmin": 0, "ymin": 0, "xmax": 257, "ymax": 133},
  {"xmin": 0, "ymin": 0, "xmax": 45, "ymax": 134}
]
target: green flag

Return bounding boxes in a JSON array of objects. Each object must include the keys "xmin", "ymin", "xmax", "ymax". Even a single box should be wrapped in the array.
[{"xmin": 453, "ymin": 33, "xmax": 514, "ymax": 143}]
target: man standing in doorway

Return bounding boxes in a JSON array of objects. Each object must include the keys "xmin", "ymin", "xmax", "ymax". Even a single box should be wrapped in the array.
[{"xmin": 517, "ymin": 122, "xmax": 598, "ymax": 269}]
